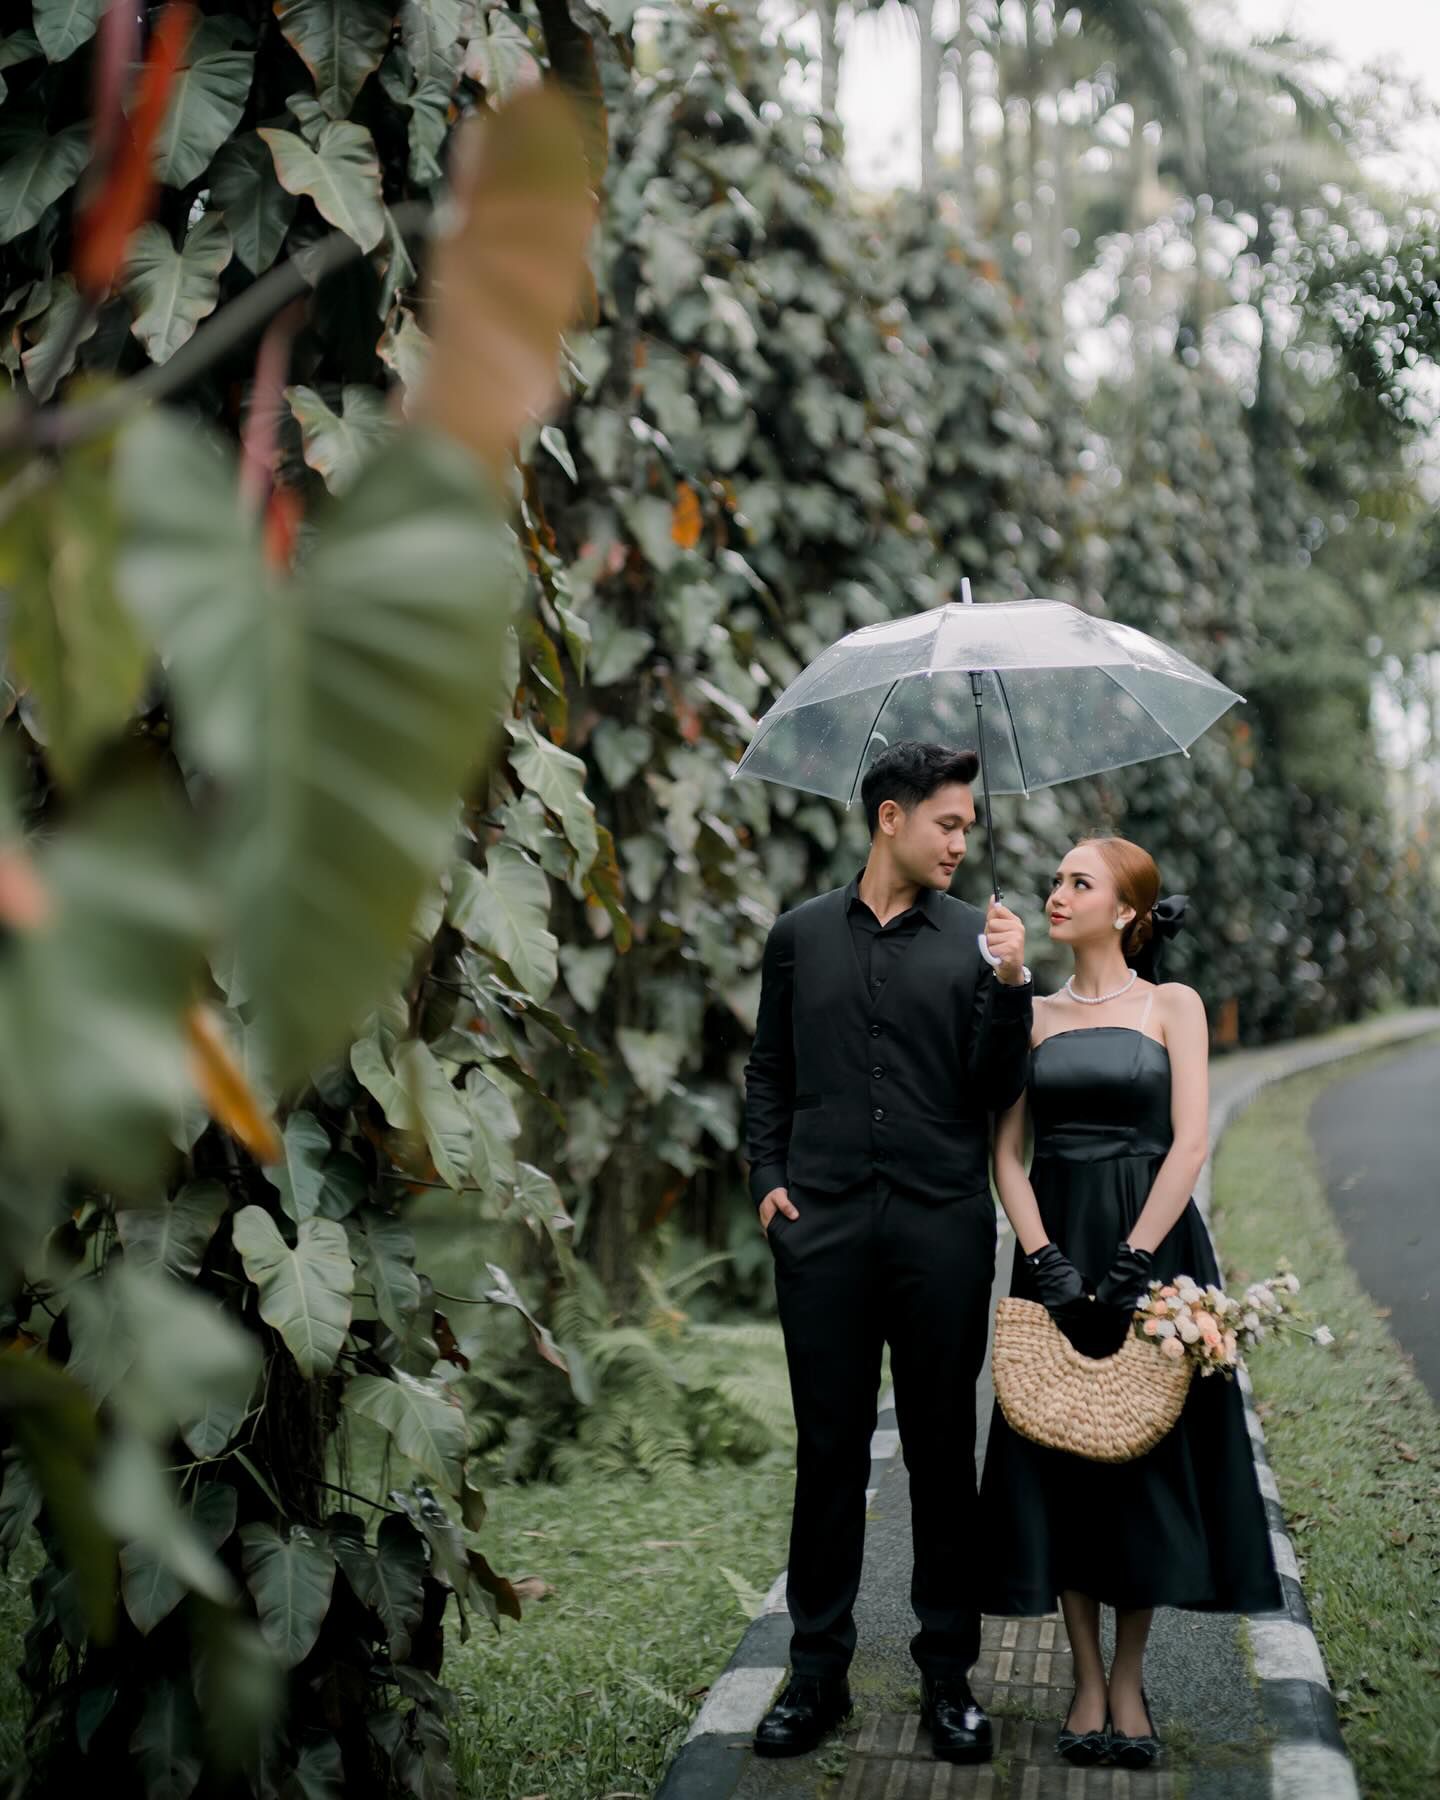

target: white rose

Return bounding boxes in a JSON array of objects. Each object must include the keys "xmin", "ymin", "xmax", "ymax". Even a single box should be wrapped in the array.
[
  {"xmin": 1178, "ymin": 1317, "xmax": 1200, "ymax": 1344},
  {"xmin": 1154, "ymin": 1318, "xmax": 1177, "ymax": 1339}
]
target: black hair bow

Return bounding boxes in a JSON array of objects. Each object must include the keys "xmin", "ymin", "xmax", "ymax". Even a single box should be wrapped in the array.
[{"xmin": 1130, "ymin": 893, "xmax": 1188, "ymax": 983}]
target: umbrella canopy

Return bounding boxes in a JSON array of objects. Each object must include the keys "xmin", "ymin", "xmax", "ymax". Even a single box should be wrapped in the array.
[{"xmin": 731, "ymin": 591, "xmax": 1243, "ymax": 904}]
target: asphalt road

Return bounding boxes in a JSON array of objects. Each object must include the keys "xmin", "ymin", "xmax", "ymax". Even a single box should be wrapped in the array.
[{"xmin": 1309, "ymin": 1037, "xmax": 1440, "ymax": 1402}]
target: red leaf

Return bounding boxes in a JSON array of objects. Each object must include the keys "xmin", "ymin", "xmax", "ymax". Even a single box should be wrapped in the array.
[{"xmin": 73, "ymin": 4, "xmax": 196, "ymax": 300}]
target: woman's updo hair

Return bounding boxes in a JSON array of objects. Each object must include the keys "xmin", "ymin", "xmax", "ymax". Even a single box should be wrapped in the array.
[{"xmin": 1077, "ymin": 836, "xmax": 1161, "ymax": 966}]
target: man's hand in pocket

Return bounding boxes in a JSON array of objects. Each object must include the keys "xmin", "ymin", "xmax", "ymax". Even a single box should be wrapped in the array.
[{"xmin": 758, "ymin": 1186, "xmax": 800, "ymax": 1233}]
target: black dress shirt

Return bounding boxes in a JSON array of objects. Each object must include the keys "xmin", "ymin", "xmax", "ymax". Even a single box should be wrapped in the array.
[
  {"xmin": 741, "ymin": 864, "xmax": 1036, "ymax": 1202},
  {"xmin": 847, "ymin": 878, "xmax": 935, "ymax": 996}
]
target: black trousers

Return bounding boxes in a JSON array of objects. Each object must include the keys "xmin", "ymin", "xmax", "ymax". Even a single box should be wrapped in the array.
[{"xmin": 768, "ymin": 1179, "xmax": 996, "ymax": 1680}]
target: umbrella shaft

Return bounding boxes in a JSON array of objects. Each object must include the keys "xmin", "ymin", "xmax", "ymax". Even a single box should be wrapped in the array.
[{"xmin": 969, "ymin": 671, "xmax": 1003, "ymax": 903}]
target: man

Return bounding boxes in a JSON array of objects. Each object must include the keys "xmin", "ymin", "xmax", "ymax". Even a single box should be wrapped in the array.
[{"xmin": 744, "ymin": 740, "xmax": 1031, "ymax": 1763}]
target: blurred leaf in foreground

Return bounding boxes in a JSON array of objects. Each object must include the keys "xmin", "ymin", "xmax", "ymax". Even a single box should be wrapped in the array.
[
  {"xmin": 412, "ymin": 84, "xmax": 595, "ymax": 482},
  {"xmin": 116, "ymin": 415, "xmax": 517, "ymax": 1082},
  {"xmin": 0, "ymin": 777, "xmax": 209, "ymax": 1189}
]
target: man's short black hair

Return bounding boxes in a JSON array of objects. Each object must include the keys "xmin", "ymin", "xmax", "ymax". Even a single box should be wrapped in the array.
[{"xmin": 860, "ymin": 740, "xmax": 980, "ymax": 837}]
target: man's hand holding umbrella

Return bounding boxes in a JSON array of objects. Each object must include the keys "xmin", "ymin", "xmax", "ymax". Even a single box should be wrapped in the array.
[{"xmin": 984, "ymin": 898, "xmax": 1028, "ymax": 985}]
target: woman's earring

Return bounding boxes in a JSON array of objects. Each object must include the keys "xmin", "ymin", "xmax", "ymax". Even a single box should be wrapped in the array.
[{"xmin": 1114, "ymin": 918, "xmax": 1125, "ymax": 930}]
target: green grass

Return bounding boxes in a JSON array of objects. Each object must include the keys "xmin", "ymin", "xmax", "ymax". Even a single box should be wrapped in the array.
[
  {"xmin": 447, "ymin": 1458, "xmax": 793, "ymax": 1799},
  {"xmin": 0, "ymin": 1454, "xmax": 794, "ymax": 1799},
  {"xmin": 1212, "ymin": 1046, "xmax": 1440, "ymax": 1799}
]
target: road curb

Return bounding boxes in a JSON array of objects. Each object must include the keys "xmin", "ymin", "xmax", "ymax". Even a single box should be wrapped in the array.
[
  {"xmin": 1196, "ymin": 1010, "xmax": 1440, "ymax": 1800},
  {"xmin": 655, "ymin": 1010, "xmax": 1440, "ymax": 1800}
]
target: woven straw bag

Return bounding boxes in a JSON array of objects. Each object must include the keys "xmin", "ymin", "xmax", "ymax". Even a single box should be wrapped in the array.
[{"xmin": 992, "ymin": 1297, "xmax": 1194, "ymax": 1464}]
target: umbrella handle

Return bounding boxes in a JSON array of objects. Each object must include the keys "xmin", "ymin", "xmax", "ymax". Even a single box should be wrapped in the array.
[{"xmin": 977, "ymin": 931, "xmax": 1003, "ymax": 970}]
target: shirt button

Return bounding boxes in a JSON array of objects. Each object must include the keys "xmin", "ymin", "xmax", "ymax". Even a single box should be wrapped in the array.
[
  {"xmin": 869, "ymin": 1024, "xmax": 881, "ymax": 1038},
  {"xmin": 872, "ymin": 1107, "xmax": 885, "ymax": 1122},
  {"xmin": 871, "ymin": 1066, "xmax": 884, "ymax": 1080}
]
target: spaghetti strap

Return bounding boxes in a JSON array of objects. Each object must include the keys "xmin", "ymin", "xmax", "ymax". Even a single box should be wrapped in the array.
[{"xmin": 1138, "ymin": 985, "xmax": 1156, "ymax": 1036}]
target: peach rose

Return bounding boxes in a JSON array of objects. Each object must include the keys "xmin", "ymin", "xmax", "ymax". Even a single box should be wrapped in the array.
[
  {"xmin": 1143, "ymin": 1317, "xmax": 1161, "ymax": 1336},
  {"xmin": 1160, "ymin": 1335, "xmax": 1186, "ymax": 1359}
]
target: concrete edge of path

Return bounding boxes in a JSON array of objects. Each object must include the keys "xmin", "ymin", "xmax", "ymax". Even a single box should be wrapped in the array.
[{"xmin": 655, "ymin": 1008, "xmax": 1440, "ymax": 1800}]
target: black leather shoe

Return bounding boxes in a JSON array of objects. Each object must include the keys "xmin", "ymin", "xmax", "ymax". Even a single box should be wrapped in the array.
[
  {"xmin": 920, "ymin": 1676, "xmax": 993, "ymax": 1764},
  {"xmin": 753, "ymin": 1675, "xmax": 853, "ymax": 1758}
]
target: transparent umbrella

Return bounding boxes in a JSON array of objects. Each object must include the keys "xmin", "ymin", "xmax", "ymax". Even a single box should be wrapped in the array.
[{"xmin": 732, "ymin": 581, "xmax": 1243, "ymax": 904}]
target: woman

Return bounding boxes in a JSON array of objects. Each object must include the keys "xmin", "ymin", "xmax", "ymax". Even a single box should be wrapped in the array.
[{"xmin": 978, "ymin": 837, "xmax": 1280, "ymax": 1767}]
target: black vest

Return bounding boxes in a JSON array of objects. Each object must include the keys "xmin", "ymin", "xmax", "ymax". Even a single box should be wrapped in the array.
[{"xmin": 788, "ymin": 885, "xmax": 995, "ymax": 1201}]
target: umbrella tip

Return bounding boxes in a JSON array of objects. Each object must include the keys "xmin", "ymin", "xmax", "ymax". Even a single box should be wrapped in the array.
[{"xmin": 960, "ymin": 577, "xmax": 974, "ymax": 605}]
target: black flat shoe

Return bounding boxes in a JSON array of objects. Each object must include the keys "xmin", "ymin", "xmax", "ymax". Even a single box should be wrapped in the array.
[
  {"xmin": 1055, "ymin": 1690, "xmax": 1110, "ymax": 1766},
  {"xmin": 1108, "ymin": 1688, "xmax": 1162, "ymax": 1769},
  {"xmin": 753, "ymin": 1675, "xmax": 853, "ymax": 1758},
  {"xmin": 920, "ymin": 1676, "xmax": 993, "ymax": 1764}
]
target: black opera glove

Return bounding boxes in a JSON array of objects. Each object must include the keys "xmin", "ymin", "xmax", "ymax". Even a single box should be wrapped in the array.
[
  {"xmin": 1023, "ymin": 1242, "xmax": 1087, "ymax": 1314},
  {"xmin": 1094, "ymin": 1243, "xmax": 1156, "ymax": 1317}
]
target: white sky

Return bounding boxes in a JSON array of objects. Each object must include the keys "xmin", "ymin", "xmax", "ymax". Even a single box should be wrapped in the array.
[{"xmin": 799, "ymin": 0, "xmax": 1440, "ymax": 194}]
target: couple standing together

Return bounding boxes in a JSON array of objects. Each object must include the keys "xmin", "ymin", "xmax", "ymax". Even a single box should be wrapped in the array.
[{"xmin": 743, "ymin": 741, "xmax": 1279, "ymax": 1767}]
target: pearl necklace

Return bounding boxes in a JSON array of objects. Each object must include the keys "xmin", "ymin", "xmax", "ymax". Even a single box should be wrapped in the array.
[{"xmin": 1065, "ymin": 970, "xmax": 1139, "ymax": 1006}]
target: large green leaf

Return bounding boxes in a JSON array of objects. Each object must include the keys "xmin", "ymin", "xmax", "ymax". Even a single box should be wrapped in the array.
[
  {"xmin": 97, "ymin": 1435, "xmax": 234, "ymax": 1609},
  {"xmin": 21, "ymin": 272, "xmax": 100, "ymax": 402},
  {"xmin": 33, "ymin": 0, "xmax": 101, "ymax": 62},
  {"xmin": 180, "ymin": 1392, "xmax": 252, "ymax": 1461},
  {"xmin": 465, "ymin": 1067, "xmax": 519, "ymax": 1192},
  {"xmin": 286, "ymin": 384, "xmax": 394, "ymax": 493},
  {"xmin": 394, "ymin": 1038, "xmax": 471, "ymax": 1190},
  {"xmin": 2, "ymin": 434, "xmax": 148, "ymax": 779},
  {"xmin": 120, "ymin": 1481, "xmax": 237, "ymax": 1636},
  {"xmin": 286, "ymin": 1736, "xmax": 345, "ymax": 1800},
  {"xmin": 259, "ymin": 122, "xmax": 385, "ymax": 253},
  {"xmin": 347, "ymin": 1209, "xmax": 421, "ymax": 1337},
  {"xmin": 350, "ymin": 1032, "xmax": 471, "ymax": 1191},
  {"xmin": 131, "ymin": 1680, "xmax": 202, "ymax": 1800},
  {"xmin": 331, "ymin": 1512, "xmax": 426, "ymax": 1658},
  {"xmin": 372, "ymin": 1513, "xmax": 427, "ymax": 1658},
  {"xmin": 124, "ymin": 213, "xmax": 234, "ymax": 365},
  {"xmin": 116, "ymin": 1181, "xmax": 229, "ymax": 1282},
  {"xmin": 66, "ymin": 1265, "xmax": 260, "ymax": 1444},
  {"xmin": 231, "ymin": 1207, "xmax": 354, "ymax": 1379},
  {"xmin": 261, "ymin": 1111, "xmax": 331, "ymax": 1223},
  {"xmin": 275, "ymin": 0, "xmax": 396, "ymax": 119},
  {"xmin": 448, "ymin": 847, "xmax": 557, "ymax": 1001},
  {"xmin": 0, "ymin": 119, "xmax": 88, "ymax": 245},
  {"xmin": 511, "ymin": 1162, "xmax": 572, "ymax": 1249},
  {"xmin": 344, "ymin": 1371, "xmax": 466, "ymax": 1495},
  {"xmin": 505, "ymin": 719, "xmax": 599, "ymax": 879},
  {"xmin": 153, "ymin": 17, "xmax": 256, "ymax": 189},
  {"xmin": 209, "ymin": 132, "xmax": 297, "ymax": 275},
  {"xmin": 239, "ymin": 1523, "xmax": 336, "ymax": 1669},
  {"xmin": 115, "ymin": 414, "xmax": 515, "ymax": 1082},
  {"xmin": 616, "ymin": 1027, "xmax": 685, "ymax": 1104},
  {"xmin": 0, "ymin": 781, "xmax": 209, "ymax": 1189}
]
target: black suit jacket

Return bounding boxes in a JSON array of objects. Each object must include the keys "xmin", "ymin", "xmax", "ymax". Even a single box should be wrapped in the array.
[{"xmin": 743, "ymin": 880, "xmax": 1033, "ymax": 1205}]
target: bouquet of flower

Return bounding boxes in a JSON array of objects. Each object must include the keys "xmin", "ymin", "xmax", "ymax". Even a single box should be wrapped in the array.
[{"xmin": 1132, "ymin": 1264, "xmax": 1334, "ymax": 1378}]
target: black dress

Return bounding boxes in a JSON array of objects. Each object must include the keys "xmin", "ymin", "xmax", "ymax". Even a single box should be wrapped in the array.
[{"xmin": 978, "ymin": 1024, "xmax": 1282, "ymax": 1616}]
